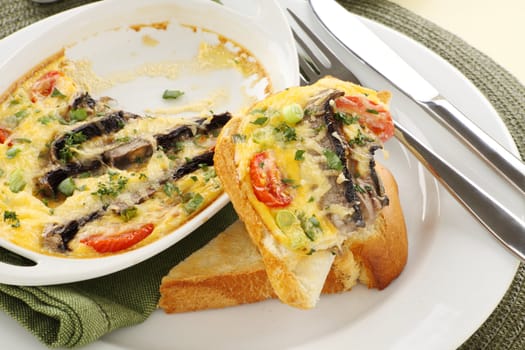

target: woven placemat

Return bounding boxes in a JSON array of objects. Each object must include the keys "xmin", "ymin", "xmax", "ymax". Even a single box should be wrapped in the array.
[{"xmin": 0, "ymin": 0, "xmax": 523, "ymax": 349}]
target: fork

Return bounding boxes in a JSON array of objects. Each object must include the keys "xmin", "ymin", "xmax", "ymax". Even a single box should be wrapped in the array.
[{"xmin": 286, "ymin": 8, "xmax": 525, "ymax": 262}]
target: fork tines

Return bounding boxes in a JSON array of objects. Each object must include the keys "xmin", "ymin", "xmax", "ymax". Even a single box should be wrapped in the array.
[{"xmin": 286, "ymin": 8, "xmax": 360, "ymax": 85}]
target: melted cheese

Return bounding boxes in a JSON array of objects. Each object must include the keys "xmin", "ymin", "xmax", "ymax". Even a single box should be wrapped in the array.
[
  {"xmin": 0, "ymin": 25, "xmax": 269, "ymax": 258},
  {"xmin": 235, "ymin": 80, "xmax": 390, "ymax": 254}
]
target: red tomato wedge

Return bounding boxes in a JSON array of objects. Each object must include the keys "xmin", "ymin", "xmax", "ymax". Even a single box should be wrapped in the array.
[
  {"xmin": 334, "ymin": 95, "xmax": 394, "ymax": 142},
  {"xmin": 249, "ymin": 151, "xmax": 292, "ymax": 208},
  {"xmin": 30, "ymin": 70, "xmax": 63, "ymax": 103},
  {"xmin": 81, "ymin": 223, "xmax": 154, "ymax": 253},
  {"xmin": 0, "ymin": 128, "xmax": 11, "ymax": 145}
]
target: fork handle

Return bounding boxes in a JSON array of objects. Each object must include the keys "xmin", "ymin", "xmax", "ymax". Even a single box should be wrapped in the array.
[
  {"xmin": 394, "ymin": 121, "xmax": 525, "ymax": 262},
  {"xmin": 419, "ymin": 96, "xmax": 525, "ymax": 193}
]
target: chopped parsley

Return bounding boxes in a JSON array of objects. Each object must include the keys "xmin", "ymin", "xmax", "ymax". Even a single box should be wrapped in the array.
[
  {"xmin": 163, "ymin": 182, "xmax": 179, "ymax": 197},
  {"xmin": 282, "ymin": 178, "xmax": 295, "ymax": 185},
  {"xmin": 294, "ymin": 149, "xmax": 305, "ymax": 161},
  {"xmin": 334, "ymin": 112, "xmax": 359, "ymax": 125},
  {"xmin": 298, "ymin": 213, "xmax": 322, "ymax": 241},
  {"xmin": 274, "ymin": 122, "xmax": 297, "ymax": 142},
  {"xmin": 354, "ymin": 183, "xmax": 366, "ymax": 194},
  {"xmin": 251, "ymin": 117, "xmax": 268, "ymax": 126},
  {"xmin": 348, "ymin": 129, "xmax": 375, "ymax": 147},
  {"xmin": 91, "ymin": 173, "xmax": 128, "ymax": 200},
  {"xmin": 120, "ymin": 206, "xmax": 138, "ymax": 222},
  {"xmin": 59, "ymin": 131, "xmax": 87, "ymax": 162},
  {"xmin": 51, "ymin": 88, "xmax": 66, "ymax": 98},
  {"xmin": 323, "ymin": 149, "xmax": 343, "ymax": 171},
  {"xmin": 3, "ymin": 211, "xmax": 20, "ymax": 228}
]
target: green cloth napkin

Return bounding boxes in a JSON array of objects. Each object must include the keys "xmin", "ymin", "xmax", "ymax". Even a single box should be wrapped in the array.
[
  {"xmin": 0, "ymin": 0, "xmax": 524, "ymax": 349},
  {"xmin": 0, "ymin": 204, "xmax": 238, "ymax": 347}
]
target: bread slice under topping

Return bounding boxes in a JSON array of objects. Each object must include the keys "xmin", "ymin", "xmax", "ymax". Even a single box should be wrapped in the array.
[
  {"xmin": 159, "ymin": 164, "xmax": 407, "ymax": 313},
  {"xmin": 213, "ymin": 76, "xmax": 406, "ymax": 309}
]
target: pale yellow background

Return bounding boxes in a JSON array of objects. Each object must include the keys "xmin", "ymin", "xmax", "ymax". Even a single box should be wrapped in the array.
[{"xmin": 390, "ymin": 0, "xmax": 525, "ymax": 84}]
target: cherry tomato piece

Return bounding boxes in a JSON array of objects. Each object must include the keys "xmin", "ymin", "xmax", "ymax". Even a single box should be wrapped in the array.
[
  {"xmin": 0, "ymin": 128, "xmax": 11, "ymax": 145},
  {"xmin": 334, "ymin": 95, "xmax": 394, "ymax": 142},
  {"xmin": 81, "ymin": 223, "xmax": 154, "ymax": 253},
  {"xmin": 249, "ymin": 151, "xmax": 292, "ymax": 208},
  {"xmin": 30, "ymin": 70, "xmax": 63, "ymax": 103}
]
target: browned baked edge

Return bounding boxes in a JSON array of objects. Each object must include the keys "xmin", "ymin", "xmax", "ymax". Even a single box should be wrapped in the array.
[
  {"xmin": 158, "ymin": 164, "xmax": 406, "ymax": 313},
  {"xmin": 348, "ymin": 163, "xmax": 408, "ymax": 290},
  {"xmin": 0, "ymin": 49, "xmax": 65, "ymax": 105},
  {"xmin": 159, "ymin": 270, "xmax": 276, "ymax": 313}
]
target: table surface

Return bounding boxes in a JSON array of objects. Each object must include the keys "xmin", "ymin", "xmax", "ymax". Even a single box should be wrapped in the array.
[{"xmin": 391, "ymin": 0, "xmax": 525, "ymax": 85}]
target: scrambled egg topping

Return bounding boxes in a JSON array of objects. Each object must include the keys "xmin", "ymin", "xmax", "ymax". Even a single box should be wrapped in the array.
[
  {"xmin": 234, "ymin": 81, "xmax": 391, "ymax": 254},
  {"xmin": 0, "ymin": 24, "xmax": 269, "ymax": 258}
]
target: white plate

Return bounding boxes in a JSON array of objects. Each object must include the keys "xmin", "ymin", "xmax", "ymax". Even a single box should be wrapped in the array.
[
  {"xmin": 0, "ymin": 0, "xmax": 520, "ymax": 349},
  {"xmin": 0, "ymin": 0, "xmax": 297, "ymax": 285}
]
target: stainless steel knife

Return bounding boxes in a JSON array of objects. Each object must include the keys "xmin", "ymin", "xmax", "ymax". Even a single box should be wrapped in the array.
[{"xmin": 310, "ymin": 0, "xmax": 525, "ymax": 194}]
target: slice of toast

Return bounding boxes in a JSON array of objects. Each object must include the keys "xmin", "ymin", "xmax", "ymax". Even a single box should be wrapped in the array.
[
  {"xmin": 212, "ymin": 76, "xmax": 407, "ymax": 309},
  {"xmin": 159, "ymin": 164, "xmax": 407, "ymax": 313},
  {"xmin": 159, "ymin": 220, "xmax": 342, "ymax": 313}
]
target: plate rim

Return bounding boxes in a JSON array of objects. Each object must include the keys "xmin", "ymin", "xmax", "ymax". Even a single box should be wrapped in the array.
[{"xmin": 0, "ymin": 1, "xmax": 519, "ymax": 349}]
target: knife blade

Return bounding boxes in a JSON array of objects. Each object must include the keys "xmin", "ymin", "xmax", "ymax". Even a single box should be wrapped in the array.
[{"xmin": 310, "ymin": 0, "xmax": 525, "ymax": 194}]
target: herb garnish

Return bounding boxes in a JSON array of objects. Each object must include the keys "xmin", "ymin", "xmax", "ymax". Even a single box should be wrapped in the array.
[
  {"xmin": 182, "ymin": 192, "xmax": 204, "ymax": 214},
  {"xmin": 5, "ymin": 147, "xmax": 21, "ymax": 159},
  {"xmin": 334, "ymin": 112, "xmax": 359, "ymax": 125},
  {"xmin": 162, "ymin": 89, "xmax": 184, "ymax": 99},
  {"xmin": 274, "ymin": 122, "xmax": 297, "ymax": 142},
  {"xmin": 8, "ymin": 169, "xmax": 26, "ymax": 193},
  {"xmin": 294, "ymin": 150, "xmax": 305, "ymax": 161},
  {"xmin": 251, "ymin": 117, "xmax": 268, "ymax": 126},
  {"xmin": 348, "ymin": 129, "xmax": 375, "ymax": 147},
  {"xmin": 3, "ymin": 211, "xmax": 20, "ymax": 228},
  {"xmin": 91, "ymin": 172, "xmax": 128, "ymax": 200},
  {"xmin": 120, "ymin": 206, "xmax": 138, "ymax": 222},
  {"xmin": 163, "ymin": 182, "xmax": 179, "ymax": 197},
  {"xmin": 51, "ymin": 88, "xmax": 66, "ymax": 98},
  {"xmin": 69, "ymin": 108, "xmax": 88, "ymax": 122},
  {"xmin": 38, "ymin": 115, "xmax": 55, "ymax": 125},
  {"xmin": 298, "ymin": 213, "xmax": 322, "ymax": 241},
  {"xmin": 59, "ymin": 131, "xmax": 87, "ymax": 162},
  {"xmin": 323, "ymin": 149, "xmax": 343, "ymax": 171}
]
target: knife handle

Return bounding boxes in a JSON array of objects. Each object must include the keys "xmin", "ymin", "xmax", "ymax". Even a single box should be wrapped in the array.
[
  {"xmin": 394, "ymin": 122, "xmax": 525, "ymax": 262},
  {"xmin": 419, "ymin": 97, "xmax": 525, "ymax": 193}
]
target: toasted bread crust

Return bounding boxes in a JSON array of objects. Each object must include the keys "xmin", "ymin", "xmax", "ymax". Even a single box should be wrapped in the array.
[
  {"xmin": 213, "ymin": 95, "xmax": 408, "ymax": 308},
  {"xmin": 159, "ymin": 221, "xmax": 349, "ymax": 313},
  {"xmin": 159, "ymin": 165, "xmax": 406, "ymax": 313},
  {"xmin": 160, "ymin": 270, "xmax": 275, "ymax": 313},
  {"xmin": 159, "ymin": 220, "xmax": 276, "ymax": 313},
  {"xmin": 214, "ymin": 117, "xmax": 334, "ymax": 309},
  {"xmin": 342, "ymin": 164, "xmax": 407, "ymax": 290}
]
